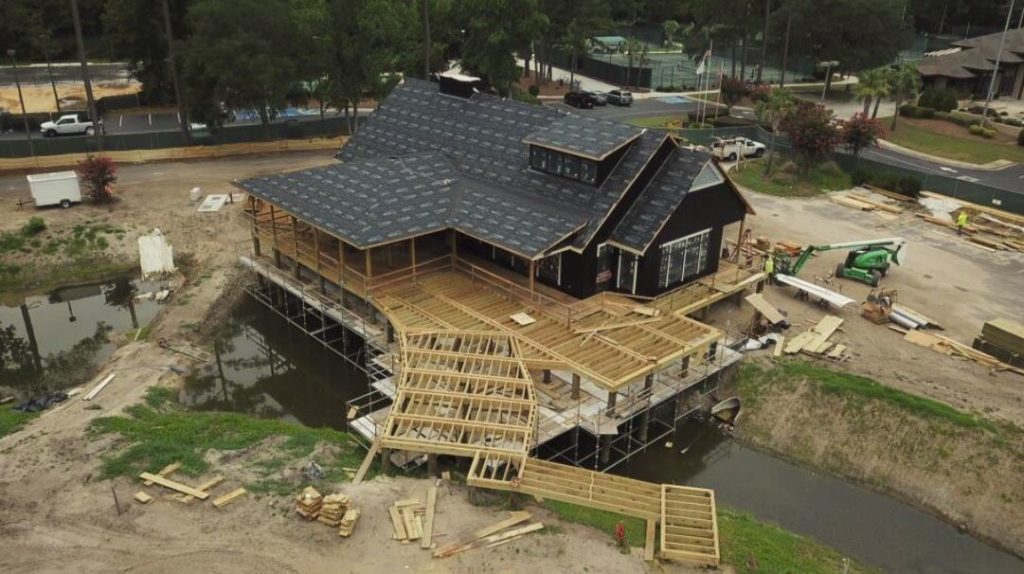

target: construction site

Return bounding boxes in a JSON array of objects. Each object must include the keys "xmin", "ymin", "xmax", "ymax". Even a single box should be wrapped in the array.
[{"xmin": 3, "ymin": 77, "xmax": 1024, "ymax": 573}]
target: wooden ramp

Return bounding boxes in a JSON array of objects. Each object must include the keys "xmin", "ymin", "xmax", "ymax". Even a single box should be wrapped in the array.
[{"xmin": 466, "ymin": 451, "xmax": 720, "ymax": 566}]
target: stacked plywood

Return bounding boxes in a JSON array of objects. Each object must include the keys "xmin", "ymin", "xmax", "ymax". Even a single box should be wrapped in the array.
[
  {"xmin": 974, "ymin": 319, "xmax": 1024, "ymax": 368},
  {"xmin": 784, "ymin": 316, "xmax": 845, "ymax": 359},
  {"xmin": 295, "ymin": 486, "xmax": 323, "ymax": 519},
  {"xmin": 904, "ymin": 329, "xmax": 1024, "ymax": 376}
]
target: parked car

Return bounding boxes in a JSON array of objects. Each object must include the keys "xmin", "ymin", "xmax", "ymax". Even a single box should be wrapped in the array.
[
  {"xmin": 586, "ymin": 91, "xmax": 607, "ymax": 106},
  {"xmin": 39, "ymin": 113, "xmax": 103, "ymax": 137},
  {"xmin": 606, "ymin": 89, "xmax": 633, "ymax": 106},
  {"xmin": 564, "ymin": 91, "xmax": 597, "ymax": 109},
  {"xmin": 710, "ymin": 137, "xmax": 766, "ymax": 160}
]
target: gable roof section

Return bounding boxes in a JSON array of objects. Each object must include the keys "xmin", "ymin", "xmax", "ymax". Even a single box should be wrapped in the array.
[
  {"xmin": 919, "ymin": 28, "xmax": 1024, "ymax": 79},
  {"xmin": 523, "ymin": 115, "xmax": 643, "ymax": 160}
]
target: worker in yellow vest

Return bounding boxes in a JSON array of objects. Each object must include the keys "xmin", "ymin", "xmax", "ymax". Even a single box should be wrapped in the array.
[
  {"xmin": 763, "ymin": 254, "xmax": 776, "ymax": 284},
  {"xmin": 956, "ymin": 211, "xmax": 968, "ymax": 235}
]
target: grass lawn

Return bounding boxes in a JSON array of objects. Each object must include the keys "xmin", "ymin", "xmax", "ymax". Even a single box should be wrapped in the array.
[
  {"xmin": 883, "ymin": 117, "xmax": 1024, "ymax": 164},
  {"xmin": 729, "ymin": 158, "xmax": 853, "ymax": 197},
  {"xmin": 626, "ymin": 115, "xmax": 688, "ymax": 130},
  {"xmin": 0, "ymin": 405, "xmax": 38, "ymax": 439},
  {"xmin": 541, "ymin": 499, "xmax": 875, "ymax": 572},
  {"xmin": 89, "ymin": 387, "xmax": 367, "ymax": 493}
]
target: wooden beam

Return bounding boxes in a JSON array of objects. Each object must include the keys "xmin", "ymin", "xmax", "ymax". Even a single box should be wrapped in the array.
[
  {"xmin": 212, "ymin": 487, "xmax": 247, "ymax": 508},
  {"xmin": 142, "ymin": 462, "xmax": 180, "ymax": 486},
  {"xmin": 352, "ymin": 441, "xmax": 380, "ymax": 485},
  {"xmin": 269, "ymin": 204, "xmax": 279, "ymax": 249},
  {"xmin": 338, "ymin": 239, "xmax": 346, "ymax": 286},
  {"xmin": 411, "ymin": 237, "xmax": 418, "ymax": 278},
  {"xmin": 572, "ymin": 317, "xmax": 662, "ymax": 334},
  {"xmin": 291, "ymin": 216, "xmax": 301, "ymax": 279},
  {"xmin": 138, "ymin": 472, "xmax": 210, "ymax": 499},
  {"xmin": 644, "ymin": 518, "xmax": 657, "ymax": 561},
  {"xmin": 472, "ymin": 511, "xmax": 532, "ymax": 539},
  {"xmin": 421, "ymin": 486, "xmax": 437, "ymax": 550},
  {"xmin": 528, "ymin": 259, "xmax": 535, "ymax": 292}
]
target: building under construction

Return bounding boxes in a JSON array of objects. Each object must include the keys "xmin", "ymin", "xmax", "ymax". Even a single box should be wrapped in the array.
[{"xmin": 233, "ymin": 74, "xmax": 765, "ymax": 564}]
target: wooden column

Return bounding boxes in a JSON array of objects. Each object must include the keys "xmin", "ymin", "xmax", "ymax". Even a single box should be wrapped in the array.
[
  {"xmin": 680, "ymin": 356, "xmax": 690, "ymax": 378},
  {"xmin": 365, "ymin": 247, "xmax": 373, "ymax": 293},
  {"xmin": 249, "ymin": 196, "xmax": 261, "ymax": 257},
  {"xmin": 606, "ymin": 391, "xmax": 618, "ymax": 418},
  {"xmin": 734, "ymin": 216, "xmax": 746, "ymax": 262},
  {"xmin": 528, "ymin": 259, "xmax": 535, "ymax": 292},
  {"xmin": 543, "ymin": 369, "xmax": 551, "ymax": 383},
  {"xmin": 427, "ymin": 454, "xmax": 438, "ymax": 477},
  {"xmin": 291, "ymin": 216, "xmax": 301, "ymax": 279},
  {"xmin": 270, "ymin": 204, "xmax": 281, "ymax": 267},
  {"xmin": 410, "ymin": 237, "xmax": 417, "ymax": 278},
  {"xmin": 338, "ymin": 239, "xmax": 346, "ymax": 286},
  {"xmin": 450, "ymin": 230, "xmax": 458, "ymax": 267},
  {"xmin": 571, "ymin": 373, "xmax": 581, "ymax": 400},
  {"xmin": 313, "ymin": 228, "xmax": 325, "ymax": 293},
  {"xmin": 639, "ymin": 373, "xmax": 655, "ymax": 443}
]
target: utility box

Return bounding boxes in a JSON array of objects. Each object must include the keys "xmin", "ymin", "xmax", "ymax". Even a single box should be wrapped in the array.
[{"xmin": 27, "ymin": 171, "xmax": 82, "ymax": 209}]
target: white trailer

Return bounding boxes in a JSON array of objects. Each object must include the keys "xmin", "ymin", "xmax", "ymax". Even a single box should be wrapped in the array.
[{"xmin": 27, "ymin": 171, "xmax": 82, "ymax": 209}]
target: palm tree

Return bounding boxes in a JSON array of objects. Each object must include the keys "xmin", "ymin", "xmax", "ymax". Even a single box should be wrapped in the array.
[
  {"xmin": 887, "ymin": 63, "xmax": 921, "ymax": 132},
  {"xmin": 755, "ymin": 88, "xmax": 797, "ymax": 175},
  {"xmin": 854, "ymin": 68, "xmax": 888, "ymax": 116}
]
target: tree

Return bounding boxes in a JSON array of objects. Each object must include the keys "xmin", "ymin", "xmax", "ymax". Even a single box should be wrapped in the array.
[
  {"xmin": 102, "ymin": 0, "xmax": 186, "ymax": 104},
  {"xmin": 663, "ymin": 19, "xmax": 680, "ymax": 47},
  {"xmin": 183, "ymin": 0, "xmax": 302, "ymax": 126},
  {"xmin": 886, "ymin": 62, "xmax": 921, "ymax": 132},
  {"xmin": 840, "ymin": 113, "xmax": 883, "ymax": 158},
  {"xmin": 754, "ymin": 87, "xmax": 796, "ymax": 174},
  {"xmin": 75, "ymin": 156, "xmax": 118, "ymax": 203},
  {"xmin": 854, "ymin": 68, "xmax": 889, "ymax": 117},
  {"xmin": 781, "ymin": 101, "xmax": 838, "ymax": 173},
  {"xmin": 460, "ymin": 0, "xmax": 546, "ymax": 95},
  {"xmin": 719, "ymin": 76, "xmax": 749, "ymax": 110}
]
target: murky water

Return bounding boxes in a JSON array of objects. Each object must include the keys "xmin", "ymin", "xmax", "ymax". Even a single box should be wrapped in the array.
[
  {"xmin": 195, "ymin": 296, "xmax": 1024, "ymax": 573},
  {"xmin": 0, "ymin": 276, "xmax": 163, "ymax": 398},
  {"xmin": 620, "ymin": 420, "xmax": 1024, "ymax": 574}
]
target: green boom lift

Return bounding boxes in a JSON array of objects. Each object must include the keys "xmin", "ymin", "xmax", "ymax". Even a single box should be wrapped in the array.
[{"xmin": 778, "ymin": 238, "xmax": 906, "ymax": 287}]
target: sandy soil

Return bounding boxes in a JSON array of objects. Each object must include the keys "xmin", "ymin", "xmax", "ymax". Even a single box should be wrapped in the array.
[
  {"xmin": 714, "ymin": 189, "xmax": 1024, "ymax": 424},
  {"xmin": 0, "ymin": 151, "xmax": 699, "ymax": 574},
  {"xmin": 1, "ymin": 81, "xmax": 142, "ymax": 114}
]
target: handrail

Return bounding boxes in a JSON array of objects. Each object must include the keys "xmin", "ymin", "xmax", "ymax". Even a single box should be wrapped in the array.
[{"xmin": 453, "ymin": 258, "xmax": 576, "ymax": 326}]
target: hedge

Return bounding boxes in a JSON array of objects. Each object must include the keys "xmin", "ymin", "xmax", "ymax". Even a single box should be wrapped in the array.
[{"xmin": 850, "ymin": 169, "xmax": 923, "ymax": 197}]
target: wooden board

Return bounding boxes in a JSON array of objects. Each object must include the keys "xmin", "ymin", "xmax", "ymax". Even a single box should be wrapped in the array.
[
  {"xmin": 827, "ymin": 344, "xmax": 847, "ymax": 359},
  {"xmin": 481, "ymin": 522, "xmax": 544, "ymax": 545},
  {"xmin": 772, "ymin": 336, "xmax": 785, "ymax": 358},
  {"xmin": 806, "ymin": 316, "xmax": 843, "ymax": 351},
  {"xmin": 904, "ymin": 329, "xmax": 944, "ymax": 351},
  {"xmin": 744, "ymin": 293, "xmax": 786, "ymax": 325},
  {"xmin": 421, "ymin": 486, "xmax": 438, "ymax": 550},
  {"xmin": 850, "ymin": 193, "xmax": 904, "ymax": 213},
  {"xmin": 179, "ymin": 475, "xmax": 225, "ymax": 503},
  {"xmin": 138, "ymin": 472, "xmax": 210, "ymax": 499},
  {"xmin": 784, "ymin": 331, "xmax": 815, "ymax": 354},
  {"xmin": 510, "ymin": 312, "xmax": 536, "ymax": 326},
  {"xmin": 472, "ymin": 511, "xmax": 532, "ymax": 539},
  {"xmin": 644, "ymin": 518, "xmax": 656, "ymax": 561},
  {"xmin": 389, "ymin": 505, "xmax": 408, "ymax": 540},
  {"xmin": 134, "ymin": 491, "xmax": 153, "ymax": 504},
  {"xmin": 352, "ymin": 441, "xmax": 379, "ymax": 485},
  {"xmin": 143, "ymin": 462, "xmax": 181, "ymax": 486},
  {"xmin": 831, "ymin": 196, "xmax": 876, "ymax": 211},
  {"xmin": 212, "ymin": 487, "xmax": 247, "ymax": 508}
]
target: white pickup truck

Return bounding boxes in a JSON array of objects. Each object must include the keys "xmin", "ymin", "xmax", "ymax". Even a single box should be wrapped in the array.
[
  {"xmin": 710, "ymin": 137, "xmax": 766, "ymax": 161},
  {"xmin": 39, "ymin": 113, "xmax": 103, "ymax": 137}
]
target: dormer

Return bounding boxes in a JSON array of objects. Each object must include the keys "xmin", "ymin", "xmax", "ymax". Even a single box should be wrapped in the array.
[
  {"xmin": 524, "ymin": 116, "xmax": 643, "ymax": 186},
  {"xmin": 438, "ymin": 71, "xmax": 482, "ymax": 98}
]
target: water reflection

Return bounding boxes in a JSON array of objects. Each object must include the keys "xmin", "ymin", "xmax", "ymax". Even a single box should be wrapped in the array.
[
  {"xmin": 0, "ymin": 277, "xmax": 161, "ymax": 398},
  {"xmin": 182, "ymin": 298, "xmax": 368, "ymax": 429}
]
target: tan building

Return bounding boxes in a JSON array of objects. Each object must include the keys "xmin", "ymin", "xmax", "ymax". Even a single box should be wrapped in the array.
[{"xmin": 917, "ymin": 28, "xmax": 1024, "ymax": 100}]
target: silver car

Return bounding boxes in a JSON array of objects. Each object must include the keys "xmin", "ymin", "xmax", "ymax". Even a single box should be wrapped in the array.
[{"xmin": 607, "ymin": 89, "xmax": 633, "ymax": 106}]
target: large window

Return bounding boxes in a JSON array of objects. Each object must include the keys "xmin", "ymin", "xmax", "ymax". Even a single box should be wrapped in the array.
[
  {"xmin": 617, "ymin": 251, "xmax": 638, "ymax": 293},
  {"xmin": 657, "ymin": 228, "xmax": 711, "ymax": 288},
  {"xmin": 530, "ymin": 145, "xmax": 597, "ymax": 184}
]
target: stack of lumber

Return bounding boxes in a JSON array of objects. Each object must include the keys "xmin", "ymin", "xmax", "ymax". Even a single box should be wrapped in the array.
[
  {"xmin": 842, "ymin": 191, "xmax": 905, "ymax": 214},
  {"xmin": 433, "ymin": 511, "xmax": 544, "ymax": 558},
  {"xmin": 338, "ymin": 509, "xmax": 361, "ymax": 537},
  {"xmin": 784, "ymin": 316, "xmax": 847, "ymax": 360},
  {"xmin": 134, "ymin": 464, "xmax": 245, "ymax": 508},
  {"xmin": 295, "ymin": 486, "xmax": 323, "ymax": 519},
  {"xmin": 317, "ymin": 493, "xmax": 351, "ymax": 527},
  {"xmin": 916, "ymin": 192, "xmax": 1024, "ymax": 253},
  {"xmin": 389, "ymin": 497, "xmax": 428, "ymax": 542},
  {"xmin": 863, "ymin": 184, "xmax": 914, "ymax": 203},
  {"xmin": 974, "ymin": 319, "xmax": 1024, "ymax": 368},
  {"xmin": 904, "ymin": 329, "xmax": 1024, "ymax": 376},
  {"xmin": 773, "ymin": 240, "xmax": 803, "ymax": 256}
]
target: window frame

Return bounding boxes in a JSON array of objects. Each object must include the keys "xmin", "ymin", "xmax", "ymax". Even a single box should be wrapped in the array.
[{"xmin": 657, "ymin": 228, "xmax": 712, "ymax": 289}]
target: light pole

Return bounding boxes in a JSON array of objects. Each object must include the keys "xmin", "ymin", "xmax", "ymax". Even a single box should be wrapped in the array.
[
  {"xmin": 982, "ymin": 0, "xmax": 1016, "ymax": 124},
  {"xmin": 70, "ymin": 0, "xmax": 102, "ymax": 151},
  {"xmin": 6, "ymin": 49, "xmax": 35, "ymax": 158},
  {"xmin": 38, "ymin": 34, "xmax": 61, "ymax": 113}
]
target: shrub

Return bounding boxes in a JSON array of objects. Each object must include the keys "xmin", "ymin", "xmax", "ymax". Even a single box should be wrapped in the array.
[
  {"xmin": 918, "ymin": 88, "xmax": 958, "ymax": 113},
  {"xmin": 21, "ymin": 217, "xmax": 46, "ymax": 236},
  {"xmin": 916, "ymin": 107, "xmax": 935, "ymax": 119},
  {"xmin": 780, "ymin": 160, "xmax": 800, "ymax": 174},
  {"xmin": 75, "ymin": 156, "xmax": 118, "ymax": 203},
  {"xmin": 969, "ymin": 124, "xmax": 984, "ymax": 136},
  {"xmin": 720, "ymin": 76, "xmax": 750, "ymax": 108},
  {"xmin": 899, "ymin": 104, "xmax": 917, "ymax": 117},
  {"xmin": 850, "ymin": 168, "xmax": 870, "ymax": 186},
  {"xmin": 527, "ymin": 84, "xmax": 540, "ymax": 97},
  {"xmin": 982, "ymin": 128, "xmax": 996, "ymax": 139},
  {"xmin": 750, "ymin": 84, "xmax": 773, "ymax": 103},
  {"xmin": 818, "ymin": 160, "xmax": 842, "ymax": 177}
]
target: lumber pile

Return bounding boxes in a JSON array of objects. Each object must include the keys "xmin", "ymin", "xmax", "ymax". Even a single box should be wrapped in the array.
[
  {"xmin": 433, "ymin": 511, "xmax": 544, "ymax": 558},
  {"xmin": 295, "ymin": 486, "xmax": 324, "ymax": 519},
  {"xmin": 916, "ymin": 192, "xmax": 1024, "ymax": 253},
  {"xmin": 784, "ymin": 315, "xmax": 848, "ymax": 360},
  {"xmin": 389, "ymin": 497, "xmax": 428, "ymax": 542},
  {"xmin": 904, "ymin": 330, "xmax": 1024, "ymax": 376},
  {"xmin": 317, "ymin": 493, "xmax": 351, "ymax": 527},
  {"xmin": 973, "ymin": 318, "xmax": 1024, "ymax": 368},
  {"xmin": 135, "ymin": 464, "xmax": 246, "ymax": 509}
]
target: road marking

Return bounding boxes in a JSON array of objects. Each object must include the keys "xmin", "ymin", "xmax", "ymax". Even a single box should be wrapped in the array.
[
  {"xmin": 956, "ymin": 175, "xmax": 980, "ymax": 183},
  {"xmin": 148, "ymin": 113, "xmax": 153, "ymax": 126},
  {"xmin": 118, "ymin": 114, "xmax": 123, "ymax": 128},
  {"xmin": 939, "ymin": 166, "xmax": 957, "ymax": 173},
  {"xmin": 176, "ymin": 111, "xmax": 181, "ymax": 124}
]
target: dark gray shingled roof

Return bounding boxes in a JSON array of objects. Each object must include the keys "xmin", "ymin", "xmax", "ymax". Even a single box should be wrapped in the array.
[
  {"xmin": 241, "ymin": 78, "xmax": 715, "ymax": 257},
  {"xmin": 523, "ymin": 115, "xmax": 643, "ymax": 160},
  {"xmin": 609, "ymin": 148, "xmax": 713, "ymax": 253}
]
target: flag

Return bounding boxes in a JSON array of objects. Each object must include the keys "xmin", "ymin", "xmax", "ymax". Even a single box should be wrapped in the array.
[{"xmin": 695, "ymin": 50, "xmax": 710, "ymax": 75}]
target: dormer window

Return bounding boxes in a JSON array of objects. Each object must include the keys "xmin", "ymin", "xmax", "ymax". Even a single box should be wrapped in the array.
[{"xmin": 530, "ymin": 145, "xmax": 597, "ymax": 184}]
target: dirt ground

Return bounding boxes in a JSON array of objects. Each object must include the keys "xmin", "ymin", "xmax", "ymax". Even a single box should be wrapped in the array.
[
  {"xmin": 1, "ymin": 81, "xmax": 142, "ymax": 114},
  {"xmin": 0, "ymin": 151, "xmax": 703, "ymax": 574},
  {"xmin": 711, "ymin": 188, "xmax": 1024, "ymax": 424}
]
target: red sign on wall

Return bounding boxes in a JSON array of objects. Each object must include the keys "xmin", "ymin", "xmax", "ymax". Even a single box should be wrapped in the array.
[{"xmin": 596, "ymin": 270, "xmax": 612, "ymax": 283}]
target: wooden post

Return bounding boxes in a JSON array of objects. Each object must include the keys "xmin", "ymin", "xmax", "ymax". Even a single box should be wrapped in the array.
[
  {"xmin": 734, "ymin": 216, "xmax": 746, "ymax": 263},
  {"xmin": 249, "ymin": 196, "xmax": 261, "ymax": 257},
  {"xmin": 387, "ymin": 321, "xmax": 394, "ymax": 344},
  {"xmin": 381, "ymin": 448, "xmax": 393, "ymax": 476},
  {"xmin": 639, "ymin": 373, "xmax": 654, "ymax": 443},
  {"xmin": 606, "ymin": 391, "xmax": 618, "ymax": 418},
  {"xmin": 680, "ymin": 356, "xmax": 690, "ymax": 378},
  {"xmin": 365, "ymin": 247, "xmax": 373, "ymax": 293},
  {"xmin": 270, "ymin": 204, "xmax": 281, "ymax": 267},
  {"xmin": 291, "ymin": 216, "xmax": 301, "ymax": 280},
  {"xmin": 528, "ymin": 259, "xmax": 535, "ymax": 292},
  {"xmin": 543, "ymin": 369, "xmax": 551, "ymax": 383},
  {"xmin": 313, "ymin": 228, "xmax": 325, "ymax": 293},
  {"xmin": 410, "ymin": 237, "xmax": 417, "ymax": 278},
  {"xmin": 338, "ymin": 238, "xmax": 346, "ymax": 286},
  {"xmin": 571, "ymin": 372, "xmax": 581, "ymax": 400},
  {"xmin": 427, "ymin": 454, "xmax": 438, "ymax": 477}
]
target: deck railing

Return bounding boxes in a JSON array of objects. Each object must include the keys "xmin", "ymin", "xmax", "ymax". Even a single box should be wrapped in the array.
[{"xmin": 453, "ymin": 257, "xmax": 576, "ymax": 326}]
